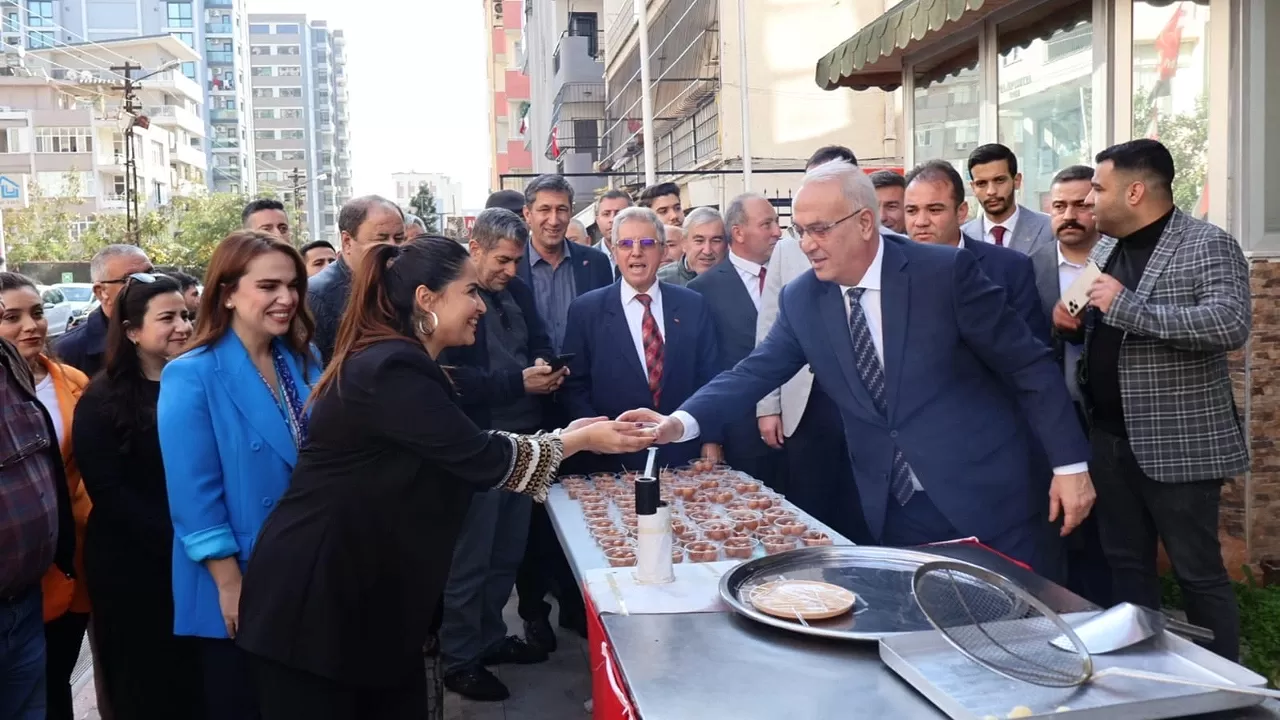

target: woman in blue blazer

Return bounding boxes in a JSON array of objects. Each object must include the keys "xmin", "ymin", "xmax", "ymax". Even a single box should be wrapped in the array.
[{"xmin": 158, "ymin": 231, "xmax": 320, "ymax": 720}]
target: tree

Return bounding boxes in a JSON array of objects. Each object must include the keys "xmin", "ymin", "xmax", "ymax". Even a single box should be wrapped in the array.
[
  {"xmin": 1132, "ymin": 89, "xmax": 1209, "ymax": 214},
  {"xmin": 4, "ymin": 173, "xmax": 90, "ymax": 265},
  {"xmin": 408, "ymin": 182, "xmax": 441, "ymax": 232}
]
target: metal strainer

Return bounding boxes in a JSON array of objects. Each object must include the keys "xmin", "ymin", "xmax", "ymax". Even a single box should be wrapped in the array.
[{"xmin": 912, "ymin": 561, "xmax": 1280, "ymax": 701}]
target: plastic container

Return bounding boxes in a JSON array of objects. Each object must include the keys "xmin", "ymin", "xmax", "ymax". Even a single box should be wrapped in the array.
[
  {"xmin": 800, "ymin": 530, "xmax": 833, "ymax": 547},
  {"xmin": 581, "ymin": 499, "xmax": 610, "ymax": 513},
  {"xmin": 706, "ymin": 488, "xmax": 736, "ymax": 504},
  {"xmin": 741, "ymin": 492, "xmax": 775, "ymax": 510},
  {"xmin": 620, "ymin": 513, "xmax": 639, "ymax": 531},
  {"xmin": 591, "ymin": 526, "xmax": 627, "ymax": 542},
  {"xmin": 760, "ymin": 535, "xmax": 798, "ymax": 555},
  {"xmin": 697, "ymin": 476, "xmax": 722, "ymax": 490},
  {"xmin": 685, "ymin": 540, "xmax": 721, "ymax": 563},
  {"xmin": 598, "ymin": 536, "xmax": 635, "ymax": 550},
  {"xmin": 698, "ymin": 520, "xmax": 734, "ymax": 541},
  {"xmin": 613, "ymin": 497, "xmax": 636, "ymax": 511},
  {"xmin": 670, "ymin": 545, "xmax": 685, "ymax": 564},
  {"xmin": 589, "ymin": 472, "xmax": 617, "ymax": 483},
  {"xmin": 671, "ymin": 482, "xmax": 699, "ymax": 500},
  {"xmin": 586, "ymin": 518, "xmax": 618, "ymax": 531},
  {"xmin": 724, "ymin": 499, "xmax": 751, "ymax": 512},
  {"xmin": 576, "ymin": 490, "xmax": 604, "ymax": 504},
  {"xmin": 685, "ymin": 509, "xmax": 720, "ymax": 523},
  {"xmin": 762, "ymin": 506, "xmax": 797, "ymax": 521},
  {"xmin": 722, "ymin": 536, "xmax": 759, "ymax": 559},
  {"xmin": 582, "ymin": 506, "xmax": 612, "ymax": 520},
  {"xmin": 604, "ymin": 547, "xmax": 637, "ymax": 567},
  {"xmin": 727, "ymin": 510, "xmax": 763, "ymax": 533},
  {"xmin": 733, "ymin": 479, "xmax": 762, "ymax": 495},
  {"xmin": 771, "ymin": 517, "xmax": 808, "ymax": 536}
]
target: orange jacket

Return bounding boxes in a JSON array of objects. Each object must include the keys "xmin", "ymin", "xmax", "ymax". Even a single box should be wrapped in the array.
[{"xmin": 39, "ymin": 357, "xmax": 91, "ymax": 621}]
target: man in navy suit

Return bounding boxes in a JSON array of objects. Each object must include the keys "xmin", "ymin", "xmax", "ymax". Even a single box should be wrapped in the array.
[
  {"xmin": 688, "ymin": 193, "xmax": 786, "ymax": 488},
  {"xmin": 621, "ymin": 161, "xmax": 1095, "ymax": 571},
  {"xmin": 903, "ymin": 160, "xmax": 1050, "ymax": 344},
  {"xmin": 562, "ymin": 206, "xmax": 722, "ymax": 471}
]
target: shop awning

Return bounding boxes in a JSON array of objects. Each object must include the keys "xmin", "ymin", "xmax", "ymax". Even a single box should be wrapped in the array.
[{"xmin": 814, "ymin": 0, "xmax": 1019, "ymax": 92}]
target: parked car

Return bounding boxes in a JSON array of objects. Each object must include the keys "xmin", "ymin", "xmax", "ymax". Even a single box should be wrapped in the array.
[
  {"xmin": 36, "ymin": 285, "xmax": 74, "ymax": 337},
  {"xmin": 65, "ymin": 296, "xmax": 99, "ymax": 332},
  {"xmin": 52, "ymin": 282, "xmax": 95, "ymax": 314}
]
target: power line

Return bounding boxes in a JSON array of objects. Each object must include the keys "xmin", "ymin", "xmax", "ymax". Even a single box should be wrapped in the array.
[{"xmin": 10, "ymin": 3, "xmax": 141, "ymax": 74}]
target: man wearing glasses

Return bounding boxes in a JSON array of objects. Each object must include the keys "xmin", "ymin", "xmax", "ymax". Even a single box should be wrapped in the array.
[{"xmin": 54, "ymin": 244, "xmax": 153, "ymax": 377}]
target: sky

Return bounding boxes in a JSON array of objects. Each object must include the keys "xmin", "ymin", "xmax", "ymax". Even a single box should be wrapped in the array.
[{"xmin": 255, "ymin": 0, "xmax": 491, "ymax": 208}]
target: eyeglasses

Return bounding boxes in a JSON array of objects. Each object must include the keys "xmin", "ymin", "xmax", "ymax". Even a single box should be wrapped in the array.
[
  {"xmin": 616, "ymin": 237, "xmax": 659, "ymax": 249},
  {"xmin": 100, "ymin": 270, "xmax": 157, "ymax": 285},
  {"xmin": 793, "ymin": 208, "xmax": 868, "ymax": 240}
]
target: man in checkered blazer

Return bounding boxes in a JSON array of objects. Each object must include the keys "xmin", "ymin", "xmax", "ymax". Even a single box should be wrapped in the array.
[{"xmin": 1055, "ymin": 139, "xmax": 1249, "ymax": 662}]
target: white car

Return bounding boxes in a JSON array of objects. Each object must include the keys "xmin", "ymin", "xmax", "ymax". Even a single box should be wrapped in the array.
[
  {"xmin": 52, "ymin": 283, "xmax": 95, "ymax": 314},
  {"xmin": 36, "ymin": 285, "xmax": 75, "ymax": 337}
]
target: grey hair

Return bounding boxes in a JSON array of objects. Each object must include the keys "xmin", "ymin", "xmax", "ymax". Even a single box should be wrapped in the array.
[
  {"xmin": 470, "ymin": 207, "xmax": 530, "ymax": 251},
  {"xmin": 724, "ymin": 193, "xmax": 768, "ymax": 232},
  {"xmin": 801, "ymin": 160, "xmax": 879, "ymax": 215},
  {"xmin": 682, "ymin": 206, "xmax": 723, "ymax": 233},
  {"xmin": 664, "ymin": 225, "xmax": 684, "ymax": 241},
  {"xmin": 523, "ymin": 174, "xmax": 575, "ymax": 207},
  {"xmin": 568, "ymin": 218, "xmax": 587, "ymax": 234},
  {"xmin": 90, "ymin": 244, "xmax": 149, "ymax": 282},
  {"xmin": 404, "ymin": 213, "xmax": 427, "ymax": 230},
  {"xmin": 612, "ymin": 206, "xmax": 665, "ymax": 247}
]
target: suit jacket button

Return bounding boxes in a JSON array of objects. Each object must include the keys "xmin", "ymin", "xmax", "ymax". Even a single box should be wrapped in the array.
[
  {"xmin": 251, "ymin": 441, "xmax": 262, "ymax": 451},
  {"xmin": 262, "ymin": 498, "xmax": 273, "ymax": 508},
  {"xmin": 889, "ymin": 430, "xmax": 898, "ymax": 438}
]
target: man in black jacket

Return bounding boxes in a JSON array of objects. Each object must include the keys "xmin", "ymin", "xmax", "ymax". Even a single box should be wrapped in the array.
[
  {"xmin": 437, "ymin": 208, "xmax": 564, "ymax": 701},
  {"xmin": 53, "ymin": 244, "xmax": 152, "ymax": 377}
]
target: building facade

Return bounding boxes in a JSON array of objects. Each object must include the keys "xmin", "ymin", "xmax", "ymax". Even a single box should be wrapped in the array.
[
  {"xmin": 14, "ymin": 0, "xmax": 257, "ymax": 195},
  {"xmin": 484, "ymin": 0, "xmax": 533, "ymax": 192},
  {"xmin": 391, "ymin": 171, "xmax": 464, "ymax": 223},
  {"xmin": 248, "ymin": 14, "xmax": 351, "ymax": 242},
  {"xmin": 815, "ymin": 0, "xmax": 1279, "ymax": 570}
]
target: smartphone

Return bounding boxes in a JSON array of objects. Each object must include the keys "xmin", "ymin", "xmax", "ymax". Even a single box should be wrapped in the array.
[
  {"xmin": 1060, "ymin": 261, "xmax": 1102, "ymax": 316},
  {"xmin": 548, "ymin": 353, "xmax": 576, "ymax": 372}
]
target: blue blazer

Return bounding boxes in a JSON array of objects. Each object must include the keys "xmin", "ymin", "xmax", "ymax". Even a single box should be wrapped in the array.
[
  {"xmin": 562, "ymin": 281, "xmax": 720, "ymax": 471},
  {"xmin": 963, "ymin": 236, "xmax": 1051, "ymax": 345},
  {"xmin": 679, "ymin": 237, "xmax": 1088, "ymax": 544},
  {"xmin": 158, "ymin": 333, "xmax": 321, "ymax": 639}
]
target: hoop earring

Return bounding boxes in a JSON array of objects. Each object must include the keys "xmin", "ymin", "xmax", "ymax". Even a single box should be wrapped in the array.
[{"xmin": 416, "ymin": 311, "xmax": 438, "ymax": 337}]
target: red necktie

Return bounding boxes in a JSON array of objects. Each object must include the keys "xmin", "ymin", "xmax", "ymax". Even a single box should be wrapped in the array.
[
  {"xmin": 635, "ymin": 293, "xmax": 664, "ymax": 408},
  {"xmin": 991, "ymin": 225, "xmax": 1007, "ymax": 247},
  {"xmin": 758, "ymin": 266, "xmax": 767, "ymax": 295}
]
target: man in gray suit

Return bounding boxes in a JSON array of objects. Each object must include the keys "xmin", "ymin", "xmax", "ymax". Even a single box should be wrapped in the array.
[
  {"xmin": 1057, "ymin": 139, "xmax": 1250, "ymax": 661},
  {"xmin": 963, "ymin": 143, "xmax": 1054, "ymax": 255}
]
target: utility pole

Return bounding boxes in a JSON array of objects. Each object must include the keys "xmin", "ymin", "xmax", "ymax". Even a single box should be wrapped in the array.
[
  {"xmin": 113, "ymin": 62, "xmax": 144, "ymax": 244},
  {"xmin": 288, "ymin": 167, "xmax": 305, "ymax": 242}
]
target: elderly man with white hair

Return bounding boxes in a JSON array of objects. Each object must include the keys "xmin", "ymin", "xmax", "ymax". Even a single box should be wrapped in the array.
[
  {"xmin": 657, "ymin": 206, "xmax": 727, "ymax": 286},
  {"xmin": 53, "ymin": 243, "xmax": 153, "ymax": 377},
  {"xmin": 620, "ymin": 160, "xmax": 1095, "ymax": 574},
  {"xmin": 561, "ymin": 206, "xmax": 722, "ymax": 471}
]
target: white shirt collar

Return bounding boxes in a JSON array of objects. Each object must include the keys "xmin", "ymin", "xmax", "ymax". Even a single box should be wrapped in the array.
[
  {"xmin": 984, "ymin": 204, "xmax": 1021, "ymax": 236},
  {"xmin": 1056, "ymin": 243, "xmax": 1087, "ymax": 269},
  {"xmin": 839, "ymin": 235, "xmax": 884, "ymax": 296},
  {"xmin": 728, "ymin": 250, "xmax": 763, "ymax": 278},
  {"xmin": 620, "ymin": 278, "xmax": 661, "ymax": 305}
]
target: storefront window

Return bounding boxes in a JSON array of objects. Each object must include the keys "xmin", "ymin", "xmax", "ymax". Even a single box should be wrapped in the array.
[
  {"xmin": 912, "ymin": 51, "xmax": 980, "ymax": 203},
  {"xmin": 1132, "ymin": 0, "xmax": 1211, "ymax": 216},
  {"xmin": 997, "ymin": 7, "xmax": 1094, "ymax": 213},
  {"xmin": 1262, "ymin": 2, "xmax": 1280, "ymax": 234}
]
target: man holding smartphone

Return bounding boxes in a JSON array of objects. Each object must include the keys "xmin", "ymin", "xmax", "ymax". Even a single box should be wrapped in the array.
[{"xmin": 436, "ymin": 208, "xmax": 569, "ymax": 701}]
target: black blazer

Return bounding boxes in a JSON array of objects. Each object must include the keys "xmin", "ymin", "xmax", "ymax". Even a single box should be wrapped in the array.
[
  {"xmin": 440, "ymin": 276, "xmax": 554, "ymax": 427},
  {"xmin": 236, "ymin": 340, "xmax": 522, "ymax": 686},
  {"xmin": 51, "ymin": 308, "xmax": 109, "ymax": 378},
  {"xmin": 514, "ymin": 239, "xmax": 614, "ymax": 297}
]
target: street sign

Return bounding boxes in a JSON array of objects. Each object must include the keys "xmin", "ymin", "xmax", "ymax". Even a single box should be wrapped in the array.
[
  {"xmin": 60, "ymin": 272, "xmax": 74, "ymax": 283},
  {"xmin": 0, "ymin": 175, "xmax": 25, "ymax": 209}
]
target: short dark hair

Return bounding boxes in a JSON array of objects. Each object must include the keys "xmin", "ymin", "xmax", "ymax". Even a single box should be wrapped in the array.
[
  {"xmin": 1095, "ymin": 139, "xmax": 1176, "ymax": 198},
  {"xmin": 597, "ymin": 189, "xmax": 632, "ymax": 208},
  {"xmin": 523, "ymin": 175, "xmax": 575, "ymax": 208},
  {"xmin": 242, "ymin": 198, "xmax": 286, "ymax": 224},
  {"xmin": 337, "ymin": 195, "xmax": 401, "ymax": 237},
  {"xmin": 967, "ymin": 143, "xmax": 1019, "ymax": 178},
  {"xmin": 807, "ymin": 145, "xmax": 858, "ymax": 170},
  {"xmin": 869, "ymin": 170, "xmax": 906, "ymax": 190},
  {"xmin": 485, "ymin": 189, "xmax": 526, "ymax": 214},
  {"xmin": 300, "ymin": 240, "xmax": 335, "ymax": 256},
  {"xmin": 904, "ymin": 160, "xmax": 966, "ymax": 208},
  {"xmin": 1051, "ymin": 165, "xmax": 1095, "ymax": 186},
  {"xmin": 638, "ymin": 182, "xmax": 681, "ymax": 207},
  {"xmin": 168, "ymin": 270, "xmax": 198, "ymax": 291}
]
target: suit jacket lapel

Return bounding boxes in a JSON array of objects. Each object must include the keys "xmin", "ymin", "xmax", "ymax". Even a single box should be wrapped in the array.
[
  {"xmin": 1134, "ymin": 210, "xmax": 1187, "ymax": 302},
  {"xmin": 818, "ymin": 283, "xmax": 880, "ymax": 419},
  {"xmin": 1031, "ymin": 246, "xmax": 1060, "ymax": 319},
  {"xmin": 214, "ymin": 334, "xmax": 298, "ymax": 466},
  {"xmin": 714, "ymin": 259, "xmax": 756, "ymax": 323},
  {"xmin": 567, "ymin": 243, "xmax": 594, "ymax": 295},
  {"xmin": 516, "ymin": 251, "xmax": 533, "ymax": 287},
  {"xmin": 603, "ymin": 287, "xmax": 648, "ymax": 388},
  {"xmin": 879, "ymin": 241, "xmax": 909, "ymax": 421}
]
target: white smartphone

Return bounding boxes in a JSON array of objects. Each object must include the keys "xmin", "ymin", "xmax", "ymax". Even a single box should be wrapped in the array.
[{"xmin": 1060, "ymin": 261, "xmax": 1103, "ymax": 316}]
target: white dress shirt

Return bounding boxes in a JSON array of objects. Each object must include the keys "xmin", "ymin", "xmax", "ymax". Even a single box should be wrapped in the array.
[
  {"xmin": 1057, "ymin": 245, "xmax": 1088, "ymax": 407},
  {"xmin": 727, "ymin": 251, "xmax": 765, "ymax": 311},
  {"xmin": 981, "ymin": 205, "xmax": 1021, "ymax": 246},
  {"xmin": 620, "ymin": 280, "xmax": 665, "ymax": 382},
  {"xmin": 674, "ymin": 236, "xmax": 1087, "ymax": 477}
]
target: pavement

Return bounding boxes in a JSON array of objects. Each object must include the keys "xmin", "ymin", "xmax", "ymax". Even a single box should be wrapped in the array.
[{"xmin": 71, "ymin": 595, "xmax": 593, "ymax": 719}]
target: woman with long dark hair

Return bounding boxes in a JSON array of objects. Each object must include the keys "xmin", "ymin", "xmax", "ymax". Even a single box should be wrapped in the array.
[
  {"xmin": 72, "ymin": 273, "xmax": 202, "ymax": 718},
  {"xmin": 158, "ymin": 230, "xmax": 318, "ymax": 720},
  {"xmin": 236, "ymin": 237, "xmax": 653, "ymax": 718}
]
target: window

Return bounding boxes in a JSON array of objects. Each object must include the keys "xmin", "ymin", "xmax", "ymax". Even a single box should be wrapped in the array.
[
  {"xmin": 278, "ymin": 65, "xmax": 300, "ymax": 77},
  {"xmin": 252, "ymin": 87, "xmax": 274, "ymax": 98},
  {"xmin": 36, "ymin": 171, "xmax": 94, "ymax": 197},
  {"xmin": 249, "ymin": 24, "xmax": 270, "ymax": 33},
  {"xmin": 166, "ymin": 2, "xmax": 193, "ymax": 27},
  {"xmin": 257, "ymin": 151, "xmax": 278, "ymax": 161},
  {"xmin": 277, "ymin": 45, "xmax": 300, "ymax": 55},
  {"xmin": 278, "ymin": 87, "xmax": 302, "ymax": 98},
  {"xmin": 26, "ymin": 0, "xmax": 53, "ymax": 49},
  {"xmin": 173, "ymin": 32, "xmax": 194, "ymax": 47},
  {"xmin": 280, "ymin": 130, "xmax": 305, "ymax": 140},
  {"xmin": 255, "ymin": 130, "xmax": 276, "ymax": 140},
  {"xmin": 150, "ymin": 141, "xmax": 163, "ymax": 167},
  {"xmin": 181, "ymin": 62, "xmax": 196, "ymax": 79},
  {"xmin": 251, "ymin": 45, "xmax": 271, "ymax": 55},
  {"xmin": 281, "ymin": 150, "xmax": 305, "ymax": 160},
  {"xmin": 111, "ymin": 175, "xmax": 126, "ymax": 197},
  {"xmin": 280, "ymin": 108, "xmax": 303, "ymax": 119},
  {"xmin": 251, "ymin": 66, "xmax": 273, "ymax": 77},
  {"xmin": 253, "ymin": 108, "xmax": 275, "ymax": 120},
  {"xmin": 34, "ymin": 127, "xmax": 93, "ymax": 153},
  {"xmin": 0, "ymin": 128, "xmax": 28, "ymax": 153},
  {"xmin": 568, "ymin": 11, "xmax": 600, "ymax": 57},
  {"xmin": 275, "ymin": 24, "xmax": 299, "ymax": 34}
]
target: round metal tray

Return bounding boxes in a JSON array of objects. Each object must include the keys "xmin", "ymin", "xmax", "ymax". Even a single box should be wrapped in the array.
[{"xmin": 718, "ymin": 545, "xmax": 1022, "ymax": 641}]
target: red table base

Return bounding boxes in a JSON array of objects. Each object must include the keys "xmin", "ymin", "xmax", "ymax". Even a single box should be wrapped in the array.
[{"xmin": 586, "ymin": 588, "xmax": 634, "ymax": 720}]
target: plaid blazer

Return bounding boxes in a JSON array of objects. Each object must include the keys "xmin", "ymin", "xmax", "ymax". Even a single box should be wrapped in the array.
[{"xmin": 1080, "ymin": 208, "xmax": 1251, "ymax": 483}]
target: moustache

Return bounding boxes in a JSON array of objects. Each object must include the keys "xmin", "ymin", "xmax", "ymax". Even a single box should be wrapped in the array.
[{"xmin": 1058, "ymin": 222, "xmax": 1086, "ymax": 232}]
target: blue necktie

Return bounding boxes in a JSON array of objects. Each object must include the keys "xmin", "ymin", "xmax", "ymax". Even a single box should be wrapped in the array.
[{"xmin": 845, "ymin": 288, "xmax": 916, "ymax": 505}]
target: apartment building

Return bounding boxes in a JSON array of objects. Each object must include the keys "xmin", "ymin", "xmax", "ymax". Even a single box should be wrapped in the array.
[
  {"xmin": 484, "ymin": 0, "xmax": 533, "ymax": 192},
  {"xmin": 11, "ymin": 0, "xmax": 256, "ymax": 194},
  {"xmin": 523, "ymin": 0, "xmax": 605, "ymax": 210},
  {"xmin": 599, "ymin": 0, "xmax": 898, "ymax": 208},
  {"xmin": 0, "ymin": 34, "xmax": 205, "ymax": 226},
  {"xmin": 391, "ymin": 171, "xmax": 463, "ymax": 221},
  {"xmin": 248, "ymin": 14, "xmax": 352, "ymax": 242}
]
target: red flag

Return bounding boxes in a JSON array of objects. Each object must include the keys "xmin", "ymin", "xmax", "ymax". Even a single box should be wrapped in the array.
[{"xmin": 1155, "ymin": 6, "xmax": 1185, "ymax": 83}]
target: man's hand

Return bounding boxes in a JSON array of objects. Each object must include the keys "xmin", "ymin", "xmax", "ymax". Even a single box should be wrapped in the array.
[
  {"xmin": 1049, "ymin": 471, "xmax": 1096, "ymax": 537},
  {"xmin": 1052, "ymin": 301, "xmax": 1082, "ymax": 332},
  {"xmin": 758, "ymin": 415, "xmax": 785, "ymax": 449},
  {"xmin": 701, "ymin": 443, "xmax": 722, "ymax": 463},
  {"xmin": 1087, "ymin": 274, "xmax": 1124, "ymax": 314},
  {"xmin": 523, "ymin": 361, "xmax": 567, "ymax": 394},
  {"xmin": 616, "ymin": 408, "xmax": 684, "ymax": 445}
]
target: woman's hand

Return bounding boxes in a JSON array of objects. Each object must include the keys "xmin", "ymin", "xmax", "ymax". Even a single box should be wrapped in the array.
[
  {"xmin": 205, "ymin": 557, "xmax": 243, "ymax": 639},
  {"xmin": 561, "ymin": 421, "xmax": 656, "ymax": 457},
  {"xmin": 565, "ymin": 416, "xmax": 609, "ymax": 432}
]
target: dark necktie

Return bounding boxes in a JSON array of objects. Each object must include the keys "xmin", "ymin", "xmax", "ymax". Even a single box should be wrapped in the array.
[
  {"xmin": 635, "ymin": 293, "xmax": 664, "ymax": 408},
  {"xmin": 758, "ymin": 266, "xmax": 767, "ymax": 295},
  {"xmin": 991, "ymin": 225, "xmax": 1007, "ymax": 247},
  {"xmin": 845, "ymin": 287, "xmax": 916, "ymax": 505}
]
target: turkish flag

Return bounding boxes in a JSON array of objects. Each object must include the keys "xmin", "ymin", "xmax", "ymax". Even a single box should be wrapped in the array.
[{"xmin": 1155, "ymin": 6, "xmax": 1185, "ymax": 83}]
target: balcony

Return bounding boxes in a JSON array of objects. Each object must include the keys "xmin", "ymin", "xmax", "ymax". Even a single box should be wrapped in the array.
[
  {"xmin": 205, "ymin": 22, "xmax": 233, "ymax": 35},
  {"xmin": 206, "ymin": 0, "xmax": 233, "ymax": 7},
  {"xmin": 552, "ymin": 34, "xmax": 604, "ymax": 94},
  {"xmin": 211, "ymin": 137, "xmax": 240, "ymax": 150},
  {"xmin": 170, "ymin": 141, "xmax": 206, "ymax": 170},
  {"xmin": 212, "ymin": 166, "xmax": 241, "ymax": 181},
  {"xmin": 206, "ymin": 50, "xmax": 234, "ymax": 65},
  {"xmin": 145, "ymin": 104, "xmax": 205, "ymax": 136},
  {"xmin": 209, "ymin": 109, "xmax": 238, "ymax": 123},
  {"xmin": 144, "ymin": 69, "xmax": 203, "ymax": 103}
]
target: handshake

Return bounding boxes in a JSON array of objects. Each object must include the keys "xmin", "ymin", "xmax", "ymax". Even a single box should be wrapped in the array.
[{"xmin": 557, "ymin": 410, "xmax": 688, "ymax": 458}]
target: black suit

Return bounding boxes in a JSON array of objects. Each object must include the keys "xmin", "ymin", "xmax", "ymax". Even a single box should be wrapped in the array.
[{"xmin": 687, "ymin": 256, "xmax": 785, "ymax": 487}]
